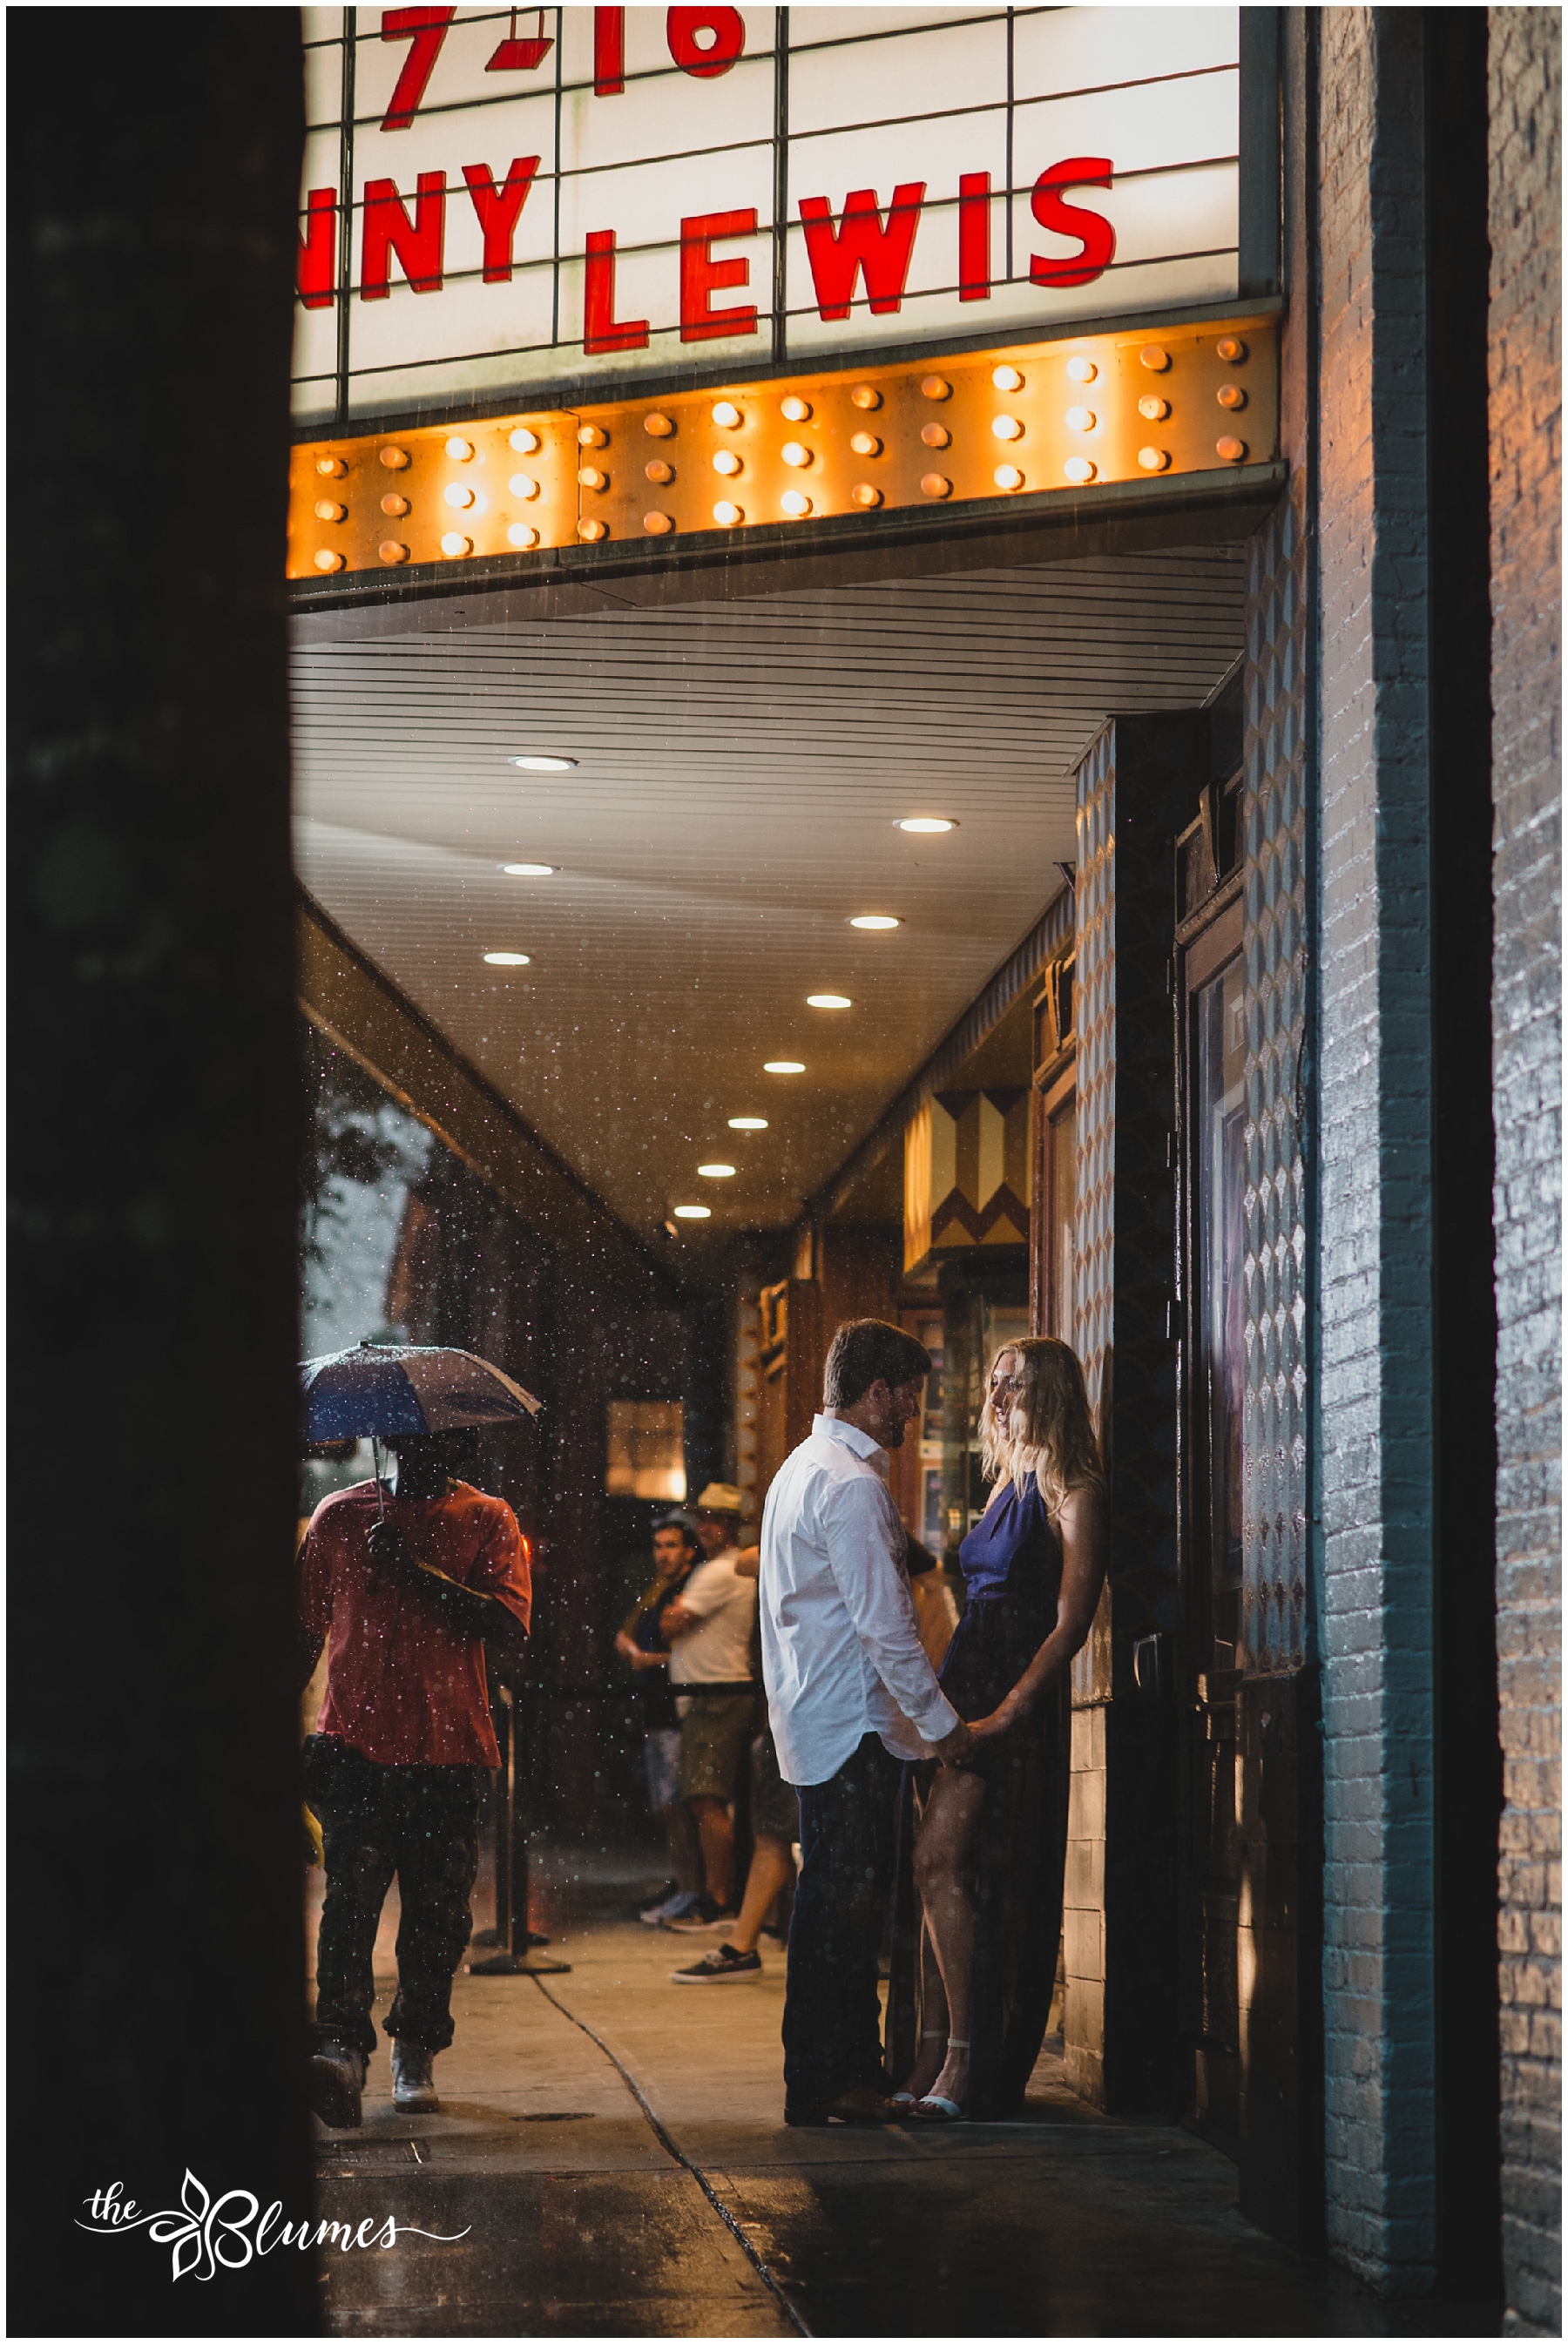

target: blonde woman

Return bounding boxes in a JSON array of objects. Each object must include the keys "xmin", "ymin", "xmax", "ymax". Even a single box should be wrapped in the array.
[{"xmin": 900, "ymin": 1337, "xmax": 1107, "ymax": 2122}]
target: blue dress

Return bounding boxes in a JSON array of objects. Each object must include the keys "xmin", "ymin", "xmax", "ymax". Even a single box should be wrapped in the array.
[{"xmin": 885, "ymin": 1473, "xmax": 1071, "ymax": 2120}]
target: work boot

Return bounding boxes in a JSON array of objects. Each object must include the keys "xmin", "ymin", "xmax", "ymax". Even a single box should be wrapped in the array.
[
  {"xmin": 390, "ymin": 2039, "xmax": 440, "ymax": 2113},
  {"xmin": 307, "ymin": 2040, "xmax": 365, "ymax": 2130}
]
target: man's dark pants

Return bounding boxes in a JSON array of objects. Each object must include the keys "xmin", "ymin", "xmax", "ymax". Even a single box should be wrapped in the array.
[
  {"xmin": 783, "ymin": 1731, "xmax": 900, "ymax": 2112},
  {"xmin": 305, "ymin": 1737, "xmax": 481, "ymax": 2059}
]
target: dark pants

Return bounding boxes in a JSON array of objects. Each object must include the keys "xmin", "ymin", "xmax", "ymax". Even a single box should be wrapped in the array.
[
  {"xmin": 305, "ymin": 1737, "xmax": 481, "ymax": 2060},
  {"xmin": 782, "ymin": 1732, "xmax": 900, "ymax": 2112}
]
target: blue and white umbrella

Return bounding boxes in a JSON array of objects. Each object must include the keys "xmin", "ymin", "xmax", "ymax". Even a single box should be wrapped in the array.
[{"xmin": 301, "ymin": 1341, "xmax": 544, "ymax": 1444}]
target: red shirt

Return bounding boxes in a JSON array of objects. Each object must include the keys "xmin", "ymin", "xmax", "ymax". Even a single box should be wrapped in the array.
[{"xmin": 300, "ymin": 1479, "xmax": 531, "ymax": 1767}]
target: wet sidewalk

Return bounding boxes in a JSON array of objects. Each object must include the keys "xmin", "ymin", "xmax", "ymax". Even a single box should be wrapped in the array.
[{"xmin": 311, "ymin": 1851, "xmax": 1497, "ymax": 2337}]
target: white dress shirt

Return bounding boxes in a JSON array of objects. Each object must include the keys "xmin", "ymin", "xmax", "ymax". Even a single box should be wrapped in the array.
[{"xmin": 760, "ymin": 1413, "xmax": 959, "ymax": 1786}]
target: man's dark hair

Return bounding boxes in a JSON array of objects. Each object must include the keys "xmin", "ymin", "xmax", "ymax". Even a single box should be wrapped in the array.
[
  {"xmin": 823, "ymin": 1319, "xmax": 933, "ymax": 1410},
  {"xmin": 653, "ymin": 1514, "xmax": 700, "ymax": 1550}
]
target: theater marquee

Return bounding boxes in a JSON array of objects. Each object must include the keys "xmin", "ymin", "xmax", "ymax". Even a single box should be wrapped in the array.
[{"xmin": 291, "ymin": 5, "xmax": 1279, "ymax": 578}]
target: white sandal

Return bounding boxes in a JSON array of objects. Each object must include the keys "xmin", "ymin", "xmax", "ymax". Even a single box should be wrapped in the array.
[
  {"xmin": 891, "ymin": 2029, "xmax": 947, "ymax": 2107},
  {"xmin": 906, "ymin": 2037, "xmax": 969, "ymax": 2123}
]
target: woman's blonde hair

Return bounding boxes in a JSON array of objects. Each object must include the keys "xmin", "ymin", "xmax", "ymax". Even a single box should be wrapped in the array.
[{"xmin": 978, "ymin": 1335, "xmax": 1104, "ymax": 1522}]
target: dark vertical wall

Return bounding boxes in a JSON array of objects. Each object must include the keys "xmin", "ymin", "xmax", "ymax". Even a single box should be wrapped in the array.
[
  {"xmin": 1486, "ymin": 9, "xmax": 1562, "ymax": 2331},
  {"xmin": 10, "ymin": 9, "xmax": 314, "ymax": 2336}
]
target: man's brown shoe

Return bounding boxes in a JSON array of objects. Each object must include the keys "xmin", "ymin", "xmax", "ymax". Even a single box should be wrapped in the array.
[{"xmin": 785, "ymin": 2082, "xmax": 901, "ymax": 2127}]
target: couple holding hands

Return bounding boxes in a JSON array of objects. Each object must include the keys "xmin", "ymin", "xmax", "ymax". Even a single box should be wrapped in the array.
[{"xmin": 759, "ymin": 1315, "xmax": 1106, "ymax": 2127}]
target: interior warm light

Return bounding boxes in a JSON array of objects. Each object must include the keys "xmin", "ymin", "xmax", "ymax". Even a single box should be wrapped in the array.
[
  {"xmin": 712, "ymin": 402, "xmax": 741, "ymax": 428},
  {"xmin": 673, "ymin": 1204, "xmax": 712, "ymax": 1219},
  {"xmin": 728, "ymin": 1117, "xmax": 768, "ymax": 1130},
  {"xmin": 1063, "ymin": 457, "xmax": 1097, "ymax": 485},
  {"xmin": 509, "ymin": 754, "xmax": 578, "ymax": 771},
  {"xmin": 764, "ymin": 1060, "xmax": 805, "ymax": 1073},
  {"xmin": 807, "ymin": 993, "xmax": 851, "ymax": 1009},
  {"xmin": 509, "ymin": 428, "xmax": 540, "ymax": 453},
  {"xmin": 849, "ymin": 915, "xmax": 900, "ymax": 930},
  {"xmin": 1065, "ymin": 356, "xmax": 1098, "ymax": 383},
  {"xmin": 994, "ymin": 465, "xmax": 1024, "ymax": 491},
  {"xmin": 713, "ymin": 501, "xmax": 744, "ymax": 527},
  {"xmin": 483, "ymin": 951, "xmax": 531, "ymax": 965},
  {"xmin": 440, "ymin": 531, "xmax": 472, "ymax": 557},
  {"xmin": 698, "ymin": 1163, "xmax": 737, "ymax": 1178},
  {"xmin": 992, "ymin": 363, "xmax": 1024, "ymax": 390},
  {"xmin": 896, "ymin": 816, "xmax": 956, "ymax": 834},
  {"xmin": 781, "ymin": 442, "xmax": 812, "ymax": 468},
  {"xmin": 444, "ymin": 483, "xmax": 476, "ymax": 508},
  {"xmin": 781, "ymin": 490, "xmax": 812, "ymax": 517},
  {"xmin": 509, "ymin": 473, "xmax": 540, "ymax": 497},
  {"xmin": 781, "ymin": 395, "xmax": 811, "ymax": 422},
  {"xmin": 446, "ymin": 436, "xmax": 474, "ymax": 460},
  {"xmin": 501, "ymin": 862, "xmax": 555, "ymax": 875},
  {"xmin": 506, "ymin": 523, "xmax": 539, "ymax": 548},
  {"xmin": 713, "ymin": 450, "xmax": 742, "ymax": 476},
  {"xmin": 1064, "ymin": 407, "xmax": 1094, "ymax": 433}
]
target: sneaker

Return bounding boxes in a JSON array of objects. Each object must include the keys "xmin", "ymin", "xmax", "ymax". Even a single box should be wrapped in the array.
[
  {"xmin": 672, "ymin": 1943, "xmax": 762, "ymax": 1983},
  {"xmin": 663, "ymin": 1898, "xmax": 740, "ymax": 1934},
  {"xmin": 640, "ymin": 1887, "xmax": 699, "ymax": 1926}
]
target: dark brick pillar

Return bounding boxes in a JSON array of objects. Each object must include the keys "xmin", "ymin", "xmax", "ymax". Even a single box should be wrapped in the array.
[{"xmin": 10, "ymin": 13, "xmax": 314, "ymax": 2334}]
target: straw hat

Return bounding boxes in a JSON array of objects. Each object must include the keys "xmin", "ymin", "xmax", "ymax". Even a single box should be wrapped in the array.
[{"xmin": 693, "ymin": 1482, "xmax": 747, "ymax": 1516}]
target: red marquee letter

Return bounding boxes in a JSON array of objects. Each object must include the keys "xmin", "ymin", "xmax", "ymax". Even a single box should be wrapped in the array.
[
  {"xmin": 462, "ymin": 158, "xmax": 541, "ymax": 282},
  {"xmin": 594, "ymin": 7, "xmax": 625, "ymax": 94},
  {"xmin": 797, "ymin": 184, "xmax": 925, "ymax": 321},
  {"xmin": 679, "ymin": 208, "xmax": 758, "ymax": 341},
  {"xmin": 297, "ymin": 187, "xmax": 337, "ymax": 308},
  {"xmin": 666, "ymin": 7, "xmax": 745, "ymax": 76},
  {"xmin": 584, "ymin": 230, "xmax": 649, "ymax": 352},
  {"xmin": 958, "ymin": 171, "xmax": 990, "ymax": 301},
  {"xmin": 362, "ymin": 173, "xmax": 447, "ymax": 298},
  {"xmin": 380, "ymin": 7, "xmax": 455, "ymax": 130},
  {"xmin": 1029, "ymin": 158, "xmax": 1116, "ymax": 288}
]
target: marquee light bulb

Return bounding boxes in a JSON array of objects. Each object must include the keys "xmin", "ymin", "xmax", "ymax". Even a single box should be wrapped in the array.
[
  {"xmin": 712, "ymin": 402, "xmax": 741, "ymax": 427},
  {"xmin": 992, "ymin": 414, "xmax": 1024, "ymax": 440},
  {"xmin": 509, "ymin": 473, "xmax": 540, "ymax": 497},
  {"xmin": 781, "ymin": 442, "xmax": 812, "ymax": 468},
  {"xmin": 713, "ymin": 450, "xmax": 741, "ymax": 476},
  {"xmin": 506, "ymin": 524, "xmax": 539, "ymax": 546},
  {"xmin": 444, "ymin": 483, "xmax": 476, "ymax": 508},
  {"xmin": 994, "ymin": 465, "xmax": 1024, "ymax": 491},
  {"xmin": 1065, "ymin": 356, "xmax": 1098, "ymax": 383},
  {"xmin": 1063, "ymin": 457, "xmax": 1097, "ymax": 485},
  {"xmin": 713, "ymin": 500, "xmax": 743, "ymax": 525},
  {"xmin": 509, "ymin": 428, "xmax": 540, "ymax": 453},
  {"xmin": 992, "ymin": 364, "xmax": 1024, "ymax": 390},
  {"xmin": 781, "ymin": 396, "xmax": 811, "ymax": 422},
  {"xmin": 1064, "ymin": 407, "xmax": 1095, "ymax": 433},
  {"xmin": 781, "ymin": 490, "xmax": 812, "ymax": 517},
  {"xmin": 446, "ymin": 436, "xmax": 474, "ymax": 460},
  {"xmin": 440, "ymin": 531, "xmax": 472, "ymax": 556}
]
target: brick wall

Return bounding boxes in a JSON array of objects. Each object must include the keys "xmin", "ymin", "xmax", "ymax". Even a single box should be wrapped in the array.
[
  {"xmin": 1488, "ymin": 10, "xmax": 1562, "ymax": 2331},
  {"xmin": 1315, "ymin": 9, "xmax": 1439, "ymax": 2291}
]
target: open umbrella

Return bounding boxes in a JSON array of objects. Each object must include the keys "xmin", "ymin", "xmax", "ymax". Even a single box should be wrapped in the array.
[{"xmin": 301, "ymin": 1341, "xmax": 544, "ymax": 1515}]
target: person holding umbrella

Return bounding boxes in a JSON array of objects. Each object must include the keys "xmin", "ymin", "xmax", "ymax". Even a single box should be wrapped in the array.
[{"xmin": 298, "ymin": 1344, "xmax": 540, "ymax": 2130}]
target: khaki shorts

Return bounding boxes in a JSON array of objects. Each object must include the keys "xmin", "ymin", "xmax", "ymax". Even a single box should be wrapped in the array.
[{"xmin": 676, "ymin": 1690, "xmax": 754, "ymax": 1802}]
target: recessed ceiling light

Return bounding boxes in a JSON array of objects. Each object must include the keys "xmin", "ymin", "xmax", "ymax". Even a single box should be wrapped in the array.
[
  {"xmin": 483, "ymin": 951, "xmax": 531, "ymax": 966},
  {"xmin": 510, "ymin": 754, "xmax": 577, "ymax": 772},
  {"xmin": 807, "ymin": 993, "xmax": 852, "ymax": 1010},
  {"xmin": 764, "ymin": 1060, "xmax": 805, "ymax": 1074},
  {"xmin": 849, "ymin": 914, "xmax": 901, "ymax": 930},
  {"xmin": 500, "ymin": 862, "xmax": 555, "ymax": 875},
  {"xmin": 672, "ymin": 1204, "xmax": 712, "ymax": 1219},
  {"xmin": 896, "ymin": 817, "xmax": 956, "ymax": 834},
  {"xmin": 698, "ymin": 1163, "xmax": 736, "ymax": 1179},
  {"xmin": 728, "ymin": 1117, "xmax": 768, "ymax": 1130}
]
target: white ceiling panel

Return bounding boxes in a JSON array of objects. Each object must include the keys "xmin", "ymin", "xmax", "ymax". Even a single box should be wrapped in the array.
[{"xmin": 292, "ymin": 549, "xmax": 1243, "ymax": 1240}]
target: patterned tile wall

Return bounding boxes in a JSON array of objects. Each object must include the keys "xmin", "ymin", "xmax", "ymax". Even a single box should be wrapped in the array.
[{"xmin": 1241, "ymin": 484, "xmax": 1311, "ymax": 1675}]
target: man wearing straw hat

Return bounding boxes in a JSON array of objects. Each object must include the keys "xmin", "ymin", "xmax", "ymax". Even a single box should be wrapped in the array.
[
  {"xmin": 659, "ymin": 1482, "xmax": 756, "ymax": 1929},
  {"xmin": 299, "ymin": 1426, "xmax": 531, "ymax": 2130}
]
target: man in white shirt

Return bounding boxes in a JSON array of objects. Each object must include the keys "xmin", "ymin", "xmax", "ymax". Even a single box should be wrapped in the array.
[
  {"xmin": 760, "ymin": 1320, "xmax": 974, "ymax": 2124},
  {"xmin": 660, "ymin": 1483, "xmax": 756, "ymax": 1924}
]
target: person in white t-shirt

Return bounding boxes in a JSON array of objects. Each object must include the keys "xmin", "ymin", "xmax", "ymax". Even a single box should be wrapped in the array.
[{"xmin": 659, "ymin": 1483, "xmax": 757, "ymax": 1927}]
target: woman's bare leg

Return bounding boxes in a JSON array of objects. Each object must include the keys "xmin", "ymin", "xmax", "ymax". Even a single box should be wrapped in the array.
[
  {"xmin": 901, "ymin": 1918, "xmax": 949, "ymax": 2098},
  {"xmin": 912, "ymin": 1765, "xmax": 986, "ymax": 2106}
]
